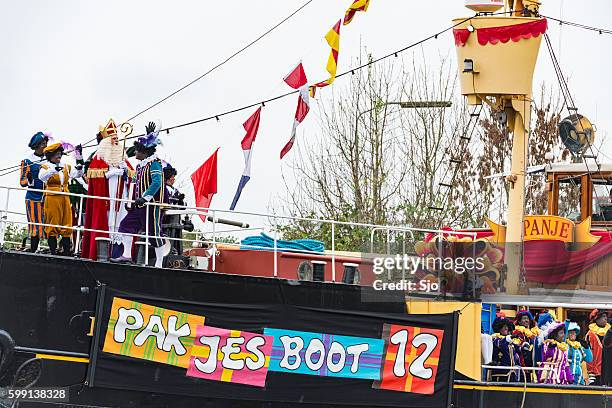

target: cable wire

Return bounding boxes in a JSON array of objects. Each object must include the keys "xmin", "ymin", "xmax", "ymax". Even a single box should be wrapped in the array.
[
  {"xmin": 542, "ymin": 15, "xmax": 612, "ymax": 35},
  {"xmin": 84, "ymin": 14, "xmax": 481, "ymax": 148},
  {"xmin": 125, "ymin": 0, "xmax": 315, "ymax": 123},
  {"xmin": 0, "ymin": 9, "xmax": 520, "ymax": 176}
]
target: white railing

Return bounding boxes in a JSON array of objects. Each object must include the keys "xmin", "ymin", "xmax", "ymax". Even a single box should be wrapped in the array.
[{"xmin": 0, "ymin": 185, "xmax": 478, "ymax": 284}]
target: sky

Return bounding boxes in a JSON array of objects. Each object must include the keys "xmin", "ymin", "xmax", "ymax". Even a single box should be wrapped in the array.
[{"xmin": 1, "ymin": 0, "xmax": 611, "ymax": 236}]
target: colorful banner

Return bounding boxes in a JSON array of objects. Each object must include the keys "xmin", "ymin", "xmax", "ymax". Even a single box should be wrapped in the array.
[
  {"xmin": 186, "ymin": 325, "xmax": 273, "ymax": 387},
  {"xmin": 486, "ymin": 215, "xmax": 601, "ymax": 245},
  {"xmin": 265, "ymin": 328, "xmax": 384, "ymax": 380},
  {"xmin": 374, "ymin": 324, "xmax": 444, "ymax": 395},
  {"xmin": 102, "ymin": 297, "xmax": 205, "ymax": 368}
]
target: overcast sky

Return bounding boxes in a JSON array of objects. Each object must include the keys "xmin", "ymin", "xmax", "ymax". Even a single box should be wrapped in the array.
[{"xmin": 1, "ymin": 0, "xmax": 611, "ymax": 234}]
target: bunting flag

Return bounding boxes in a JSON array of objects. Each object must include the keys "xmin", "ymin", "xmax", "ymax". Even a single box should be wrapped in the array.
[
  {"xmin": 311, "ymin": 20, "xmax": 341, "ymax": 96},
  {"xmin": 281, "ymin": 64, "xmax": 310, "ymax": 159},
  {"xmin": 343, "ymin": 0, "xmax": 371, "ymax": 25},
  {"xmin": 283, "ymin": 62, "xmax": 307, "ymax": 89},
  {"xmin": 230, "ymin": 107, "xmax": 262, "ymax": 210},
  {"xmin": 191, "ymin": 148, "xmax": 218, "ymax": 222}
]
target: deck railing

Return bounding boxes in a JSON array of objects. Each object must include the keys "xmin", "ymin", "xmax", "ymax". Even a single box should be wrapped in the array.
[{"xmin": 0, "ymin": 185, "xmax": 478, "ymax": 286}]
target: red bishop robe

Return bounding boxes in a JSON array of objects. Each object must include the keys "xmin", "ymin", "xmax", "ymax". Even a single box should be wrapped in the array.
[{"xmin": 81, "ymin": 157, "xmax": 133, "ymax": 260}]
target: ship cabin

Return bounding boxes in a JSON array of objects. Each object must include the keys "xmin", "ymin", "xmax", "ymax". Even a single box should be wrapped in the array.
[{"xmin": 545, "ymin": 162, "xmax": 612, "ymax": 226}]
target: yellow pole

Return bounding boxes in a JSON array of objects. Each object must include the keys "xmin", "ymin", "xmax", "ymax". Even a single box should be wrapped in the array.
[{"xmin": 504, "ymin": 101, "xmax": 529, "ymax": 294}]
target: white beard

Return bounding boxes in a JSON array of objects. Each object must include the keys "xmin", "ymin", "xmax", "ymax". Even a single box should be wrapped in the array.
[{"xmin": 96, "ymin": 138, "xmax": 124, "ymax": 167}]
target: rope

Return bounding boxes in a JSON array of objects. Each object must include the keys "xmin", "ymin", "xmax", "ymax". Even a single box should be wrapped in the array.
[{"xmin": 240, "ymin": 232, "xmax": 324, "ymax": 253}]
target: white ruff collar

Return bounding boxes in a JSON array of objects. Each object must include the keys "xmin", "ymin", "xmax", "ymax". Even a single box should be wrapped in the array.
[{"xmin": 139, "ymin": 154, "xmax": 158, "ymax": 167}]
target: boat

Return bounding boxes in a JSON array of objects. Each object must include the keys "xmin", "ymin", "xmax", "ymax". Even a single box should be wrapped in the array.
[{"xmin": 1, "ymin": 1, "xmax": 611, "ymax": 407}]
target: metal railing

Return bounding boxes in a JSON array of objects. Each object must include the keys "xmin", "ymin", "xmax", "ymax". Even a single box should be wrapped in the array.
[{"xmin": 0, "ymin": 185, "xmax": 479, "ymax": 284}]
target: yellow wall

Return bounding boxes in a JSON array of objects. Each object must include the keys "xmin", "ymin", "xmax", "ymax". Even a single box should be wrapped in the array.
[{"xmin": 406, "ymin": 300, "xmax": 481, "ymax": 381}]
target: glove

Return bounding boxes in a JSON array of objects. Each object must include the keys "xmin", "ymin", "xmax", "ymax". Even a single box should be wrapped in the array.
[
  {"xmin": 177, "ymin": 193, "xmax": 186, "ymax": 201},
  {"xmin": 26, "ymin": 171, "xmax": 34, "ymax": 184},
  {"xmin": 105, "ymin": 167, "xmax": 124, "ymax": 178},
  {"xmin": 118, "ymin": 161, "xmax": 128, "ymax": 170},
  {"xmin": 145, "ymin": 121, "xmax": 156, "ymax": 135},
  {"xmin": 74, "ymin": 144, "xmax": 83, "ymax": 161},
  {"xmin": 134, "ymin": 197, "xmax": 146, "ymax": 207}
]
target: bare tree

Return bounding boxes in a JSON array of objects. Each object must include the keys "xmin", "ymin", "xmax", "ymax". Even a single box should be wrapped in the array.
[
  {"xmin": 278, "ymin": 55, "xmax": 569, "ymax": 250},
  {"xmin": 277, "ymin": 55, "xmax": 489, "ymax": 247},
  {"xmin": 478, "ymin": 84, "xmax": 570, "ymax": 221}
]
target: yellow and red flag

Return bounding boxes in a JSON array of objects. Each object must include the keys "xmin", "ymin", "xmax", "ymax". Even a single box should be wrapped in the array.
[
  {"xmin": 311, "ymin": 19, "xmax": 342, "ymax": 97},
  {"xmin": 343, "ymin": 0, "xmax": 371, "ymax": 25}
]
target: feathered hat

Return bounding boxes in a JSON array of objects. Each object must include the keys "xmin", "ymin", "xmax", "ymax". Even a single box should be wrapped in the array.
[
  {"xmin": 540, "ymin": 320, "xmax": 565, "ymax": 340},
  {"xmin": 515, "ymin": 310, "xmax": 535, "ymax": 327},
  {"xmin": 43, "ymin": 142, "xmax": 63, "ymax": 155},
  {"xmin": 492, "ymin": 317, "xmax": 515, "ymax": 333},
  {"xmin": 567, "ymin": 322, "xmax": 581, "ymax": 335},
  {"xmin": 28, "ymin": 131, "xmax": 48, "ymax": 149},
  {"xmin": 136, "ymin": 120, "xmax": 162, "ymax": 149},
  {"xmin": 589, "ymin": 309, "xmax": 607, "ymax": 323},
  {"xmin": 537, "ymin": 310, "xmax": 556, "ymax": 329}
]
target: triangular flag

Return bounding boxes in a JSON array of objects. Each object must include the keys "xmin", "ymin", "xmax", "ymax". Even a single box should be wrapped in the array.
[
  {"xmin": 284, "ymin": 63, "xmax": 308, "ymax": 89},
  {"xmin": 191, "ymin": 148, "xmax": 219, "ymax": 222},
  {"xmin": 241, "ymin": 107, "xmax": 262, "ymax": 150},
  {"xmin": 281, "ymin": 85, "xmax": 310, "ymax": 159}
]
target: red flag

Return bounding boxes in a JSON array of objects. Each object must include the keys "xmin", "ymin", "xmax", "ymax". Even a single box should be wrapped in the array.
[
  {"xmin": 241, "ymin": 107, "xmax": 262, "ymax": 150},
  {"xmin": 283, "ymin": 63, "xmax": 308, "ymax": 89},
  {"xmin": 280, "ymin": 136, "xmax": 295, "ymax": 159},
  {"xmin": 191, "ymin": 148, "xmax": 219, "ymax": 222},
  {"xmin": 280, "ymin": 85, "xmax": 310, "ymax": 159}
]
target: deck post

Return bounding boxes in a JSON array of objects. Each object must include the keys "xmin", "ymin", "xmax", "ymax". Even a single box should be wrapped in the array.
[
  {"xmin": 331, "ymin": 221, "xmax": 336, "ymax": 282},
  {"xmin": 211, "ymin": 210, "xmax": 216, "ymax": 272},
  {"xmin": 144, "ymin": 202, "xmax": 149, "ymax": 266}
]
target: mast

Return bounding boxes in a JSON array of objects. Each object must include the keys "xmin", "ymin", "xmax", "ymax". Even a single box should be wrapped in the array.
[{"xmin": 453, "ymin": 0, "xmax": 546, "ymax": 294}]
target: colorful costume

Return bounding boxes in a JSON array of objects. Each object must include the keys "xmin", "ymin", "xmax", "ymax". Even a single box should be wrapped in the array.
[
  {"xmin": 538, "ymin": 321, "xmax": 573, "ymax": 384},
  {"xmin": 535, "ymin": 310, "xmax": 556, "ymax": 365},
  {"xmin": 585, "ymin": 309, "xmax": 610, "ymax": 385},
  {"xmin": 565, "ymin": 321, "xmax": 592, "ymax": 385},
  {"xmin": 513, "ymin": 311, "xmax": 540, "ymax": 381},
  {"xmin": 118, "ymin": 154, "xmax": 165, "ymax": 246},
  {"xmin": 19, "ymin": 132, "xmax": 48, "ymax": 249},
  {"xmin": 39, "ymin": 143, "xmax": 83, "ymax": 254},
  {"xmin": 81, "ymin": 119, "xmax": 133, "ymax": 260},
  {"xmin": 490, "ymin": 318, "xmax": 522, "ymax": 382},
  {"xmin": 113, "ymin": 122, "xmax": 170, "ymax": 268}
]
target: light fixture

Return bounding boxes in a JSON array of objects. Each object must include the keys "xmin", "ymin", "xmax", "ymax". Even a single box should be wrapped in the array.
[
  {"xmin": 467, "ymin": 24, "xmax": 475, "ymax": 33},
  {"xmin": 463, "ymin": 59, "xmax": 474, "ymax": 73}
]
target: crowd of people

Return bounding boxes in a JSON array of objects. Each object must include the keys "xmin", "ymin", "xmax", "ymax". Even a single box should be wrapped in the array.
[
  {"xmin": 18, "ymin": 119, "xmax": 193, "ymax": 267},
  {"xmin": 485, "ymin": 308, "xmax": 612, "ymax": 386}
]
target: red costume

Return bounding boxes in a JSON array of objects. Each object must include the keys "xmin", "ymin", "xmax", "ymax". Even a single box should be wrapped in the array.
[{"xmin": 81, "ymin": 119, "xmax": 133, "ymax": 260}]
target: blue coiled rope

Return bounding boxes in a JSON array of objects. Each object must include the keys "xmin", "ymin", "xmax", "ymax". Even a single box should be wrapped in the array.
[{"xmin": 240, "ymin": 233, "xmax": 325, "ymax": 253}]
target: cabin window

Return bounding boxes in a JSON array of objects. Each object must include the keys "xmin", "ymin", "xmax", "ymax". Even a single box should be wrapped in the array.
[
  {"xmin": 558, "ymin": 179, "xmax": 581, "ymax": 221},
  {"xmin": 592, "ymin": 183, "xmax": 612, "ymax": 221}
]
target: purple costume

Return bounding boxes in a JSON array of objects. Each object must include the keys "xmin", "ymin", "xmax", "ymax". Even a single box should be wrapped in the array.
[
  {"xmin": 118, "ymin": 155, "xmax": 165, "ymax": 247},
  {"xmin": 538, "ymin": 340, "xmax": 574, "ymax": 384}
]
